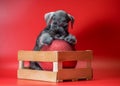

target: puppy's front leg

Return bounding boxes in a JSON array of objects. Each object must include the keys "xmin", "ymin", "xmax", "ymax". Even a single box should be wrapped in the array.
[
  {"xmin": 29, "ymin": 35, "xmax": 43, "ymax": 70},
  {"xmin": 39, "ymin": 32, "xmax": 53, "ymax": 45},
  {"xmin": 64, "ymin": 34, "xmax": 77, "ymax": 45},
  {"xmin": 30, "ymin": 49, "xmax": 43, "ymax": 70},
  {"xmin": 30, "ymin": 32, "xmax": 53, "ymax": 70},
  {"xmin": 29, "ymin": 61, "xmax": 42, "ymax": 70}
]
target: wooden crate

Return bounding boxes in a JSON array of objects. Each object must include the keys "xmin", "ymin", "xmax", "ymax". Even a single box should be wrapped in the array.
[{"xmin": 17, "ymin": 50, "xmax": 93, "ymax": 82}]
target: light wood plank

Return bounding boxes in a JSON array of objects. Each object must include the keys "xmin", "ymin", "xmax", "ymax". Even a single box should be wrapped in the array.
[
  {"xmin": 18, "ymin": 50, "xmax": 93, "ymax": 62},
  {"xmin": 18, "ymin": 69, "xmax": 57, "ymax": 82},
  {"xmin": 58, "ymin": 50, "xmax": 93, "ymax": 61},
  {"xmin": 18, "ymin": 51, "xmax": 58, "ymax": 62},
  {"xmin": 19, "ymin": 61, "xmax": 24, "ymax": 69},
  {"xmin": 53, "ymin": 62, "xmax": 63, "ymax": 72},
  {"xmin": 57, "ymin": 68, "xmax": 92, "ymax": 80},
  {"xmin": 53, "ymin": 62, "xmax": 58, "ymax": 72}
]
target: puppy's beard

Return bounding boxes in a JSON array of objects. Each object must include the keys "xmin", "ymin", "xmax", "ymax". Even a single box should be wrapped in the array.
[{"xmin": 51, "ymin": 23, "xmax": 60, "ymax": 30}]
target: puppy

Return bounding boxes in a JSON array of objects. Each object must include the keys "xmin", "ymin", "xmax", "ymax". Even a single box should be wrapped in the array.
[{"xmin": 30, "ymin": 10, "xmax": 77, "ymax": 70}]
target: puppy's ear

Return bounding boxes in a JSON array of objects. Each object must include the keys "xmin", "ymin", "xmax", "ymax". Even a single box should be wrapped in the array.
[
  {"xmin": 68, "ymin": 14, "xmax": 74, "ymax": 28},
  {"xmin": 44, "ymin": 12, "xmax": 55, "ymax": 25}
]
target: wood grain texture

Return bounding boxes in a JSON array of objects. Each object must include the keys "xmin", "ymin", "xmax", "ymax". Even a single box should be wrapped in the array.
[
  {"xmin": 53, "ymin": 62, "xmax": 58, "ymax": 72},
  {"xmin": 18, "ymin": 50, "xmax": 93, "ymax": 62},
  {"xmin": 18, "ymin": 50, "xmax": 58, "ymax": 62},
  {"xmin": 18, "ymin": 69, "xmax": 57, "ymax": 82},
  {"xmin": 17, "ymin": 50, "xmax": 93, "ymax": 82},
  {"xmin": 19, "ymin": 61, "xmax": 24, "ymax": 69},
  {"xmin": 58, "ymin": 50, "xmax": 93, "ymax": 61},
  {"xmin": 57, "ymin": 68, "xmax": 92, "ymax": 80}
]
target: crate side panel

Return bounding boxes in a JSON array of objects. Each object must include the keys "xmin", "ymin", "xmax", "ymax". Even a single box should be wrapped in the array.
[
  {"xmin": 18, "ymin": 69, "xmax": 57, "ymax": 82},
  {"xmin": 58, "ymin": 51, "xmax": 93, "ymax": 61},
  {"xmin": 18, "ymin": 51, "xmax": 58, "ymax": 62},
  {"xmin": 57, "ymin": 68, "xmax": 92, "ymax": 80}
]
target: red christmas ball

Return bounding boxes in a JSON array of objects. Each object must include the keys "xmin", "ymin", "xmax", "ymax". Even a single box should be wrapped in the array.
[{"xmin": 40, "ymin": 40, "xmax": 77, "ymax": 71}]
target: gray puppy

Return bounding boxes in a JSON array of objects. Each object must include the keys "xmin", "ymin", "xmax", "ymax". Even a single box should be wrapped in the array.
[{"xmin": 30, "ymin": 10, "xmax": 77, "ymax": 70}]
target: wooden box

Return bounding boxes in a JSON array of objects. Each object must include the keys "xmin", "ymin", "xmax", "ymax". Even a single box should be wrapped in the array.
[{"xmin": 17, "ymin": 50, "xmax": 93, "ymax": 82}]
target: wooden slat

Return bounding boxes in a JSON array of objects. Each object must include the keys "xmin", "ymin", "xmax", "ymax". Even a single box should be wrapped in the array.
[
  {"xmin": 53, "ymin": 62, "xmax": 58, "ymax": 72},
  {"xmin": 19, "ymin": 61, "xmax": 24, "ymax": 69},
  {"xmin": 18, "ymin": 50, "xmax": 93, "ymax": 62},
  {"xmin": 18, "ymin": 69, "xmax": 57, "ymax": 82},
  {"xmin": 58, "ymin": 50, "xmax": 93, "ymax": 61},
  {"xmin": 18, "ymin": 50, "xmax": 58, "ymax": 62},
  {"xmin": 53, "ymin": 62, "xmax": 63, "ymax": 72},
  {"xmin": 87, "ymin": 60, "xmax": 92, "ymax": 68},
  {"xmin": 57, "ymin": 68, "xmax": 92, "ymax": 80}
]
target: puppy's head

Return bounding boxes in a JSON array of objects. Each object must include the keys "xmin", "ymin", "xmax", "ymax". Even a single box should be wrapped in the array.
[{"xmin": 44, "ymin": 10, "xmax": 74, "ymax": 28}]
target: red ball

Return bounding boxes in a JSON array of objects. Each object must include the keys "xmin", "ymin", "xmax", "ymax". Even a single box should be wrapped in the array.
[{"xmin": 40, "ymin": 40, "xmax": 77, "ymax": 71}]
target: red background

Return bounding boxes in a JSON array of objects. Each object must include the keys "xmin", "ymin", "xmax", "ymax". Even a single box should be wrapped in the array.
[{"xmin": 0, "ymin": 0, "xmax": 120, "ymax": 86}]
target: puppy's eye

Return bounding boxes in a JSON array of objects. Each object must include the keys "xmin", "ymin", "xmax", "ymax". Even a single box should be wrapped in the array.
[{"xmin": 52, "ymin": 17, "xmax": 56, "ymax": 20}]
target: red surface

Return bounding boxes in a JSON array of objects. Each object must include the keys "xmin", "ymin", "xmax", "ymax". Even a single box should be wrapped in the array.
[
  {"xmin": 40, "ymin": 40, "xmax": 77, "ymax": 71},
  {"xmin": 0, "ymin": 0, "xmax": 120, "ymax": 86}
]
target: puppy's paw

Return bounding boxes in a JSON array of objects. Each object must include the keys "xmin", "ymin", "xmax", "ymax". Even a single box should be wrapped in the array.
[
  {"xmin": 64, "ymin": 34, "xmax": 77, "ymax": 45},
  {"xmin": 40, "ymin": 33, "xmax": 53, "ymax": 45},
  {"xmin": 42, "ymin": 36, "xmax": 53, "ymax": 45}
]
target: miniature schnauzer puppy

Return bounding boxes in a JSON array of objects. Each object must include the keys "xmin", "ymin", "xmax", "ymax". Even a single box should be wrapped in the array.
[{"xmin": 30, "ymin": 10, "xmax": 77, "ymax": 70}]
